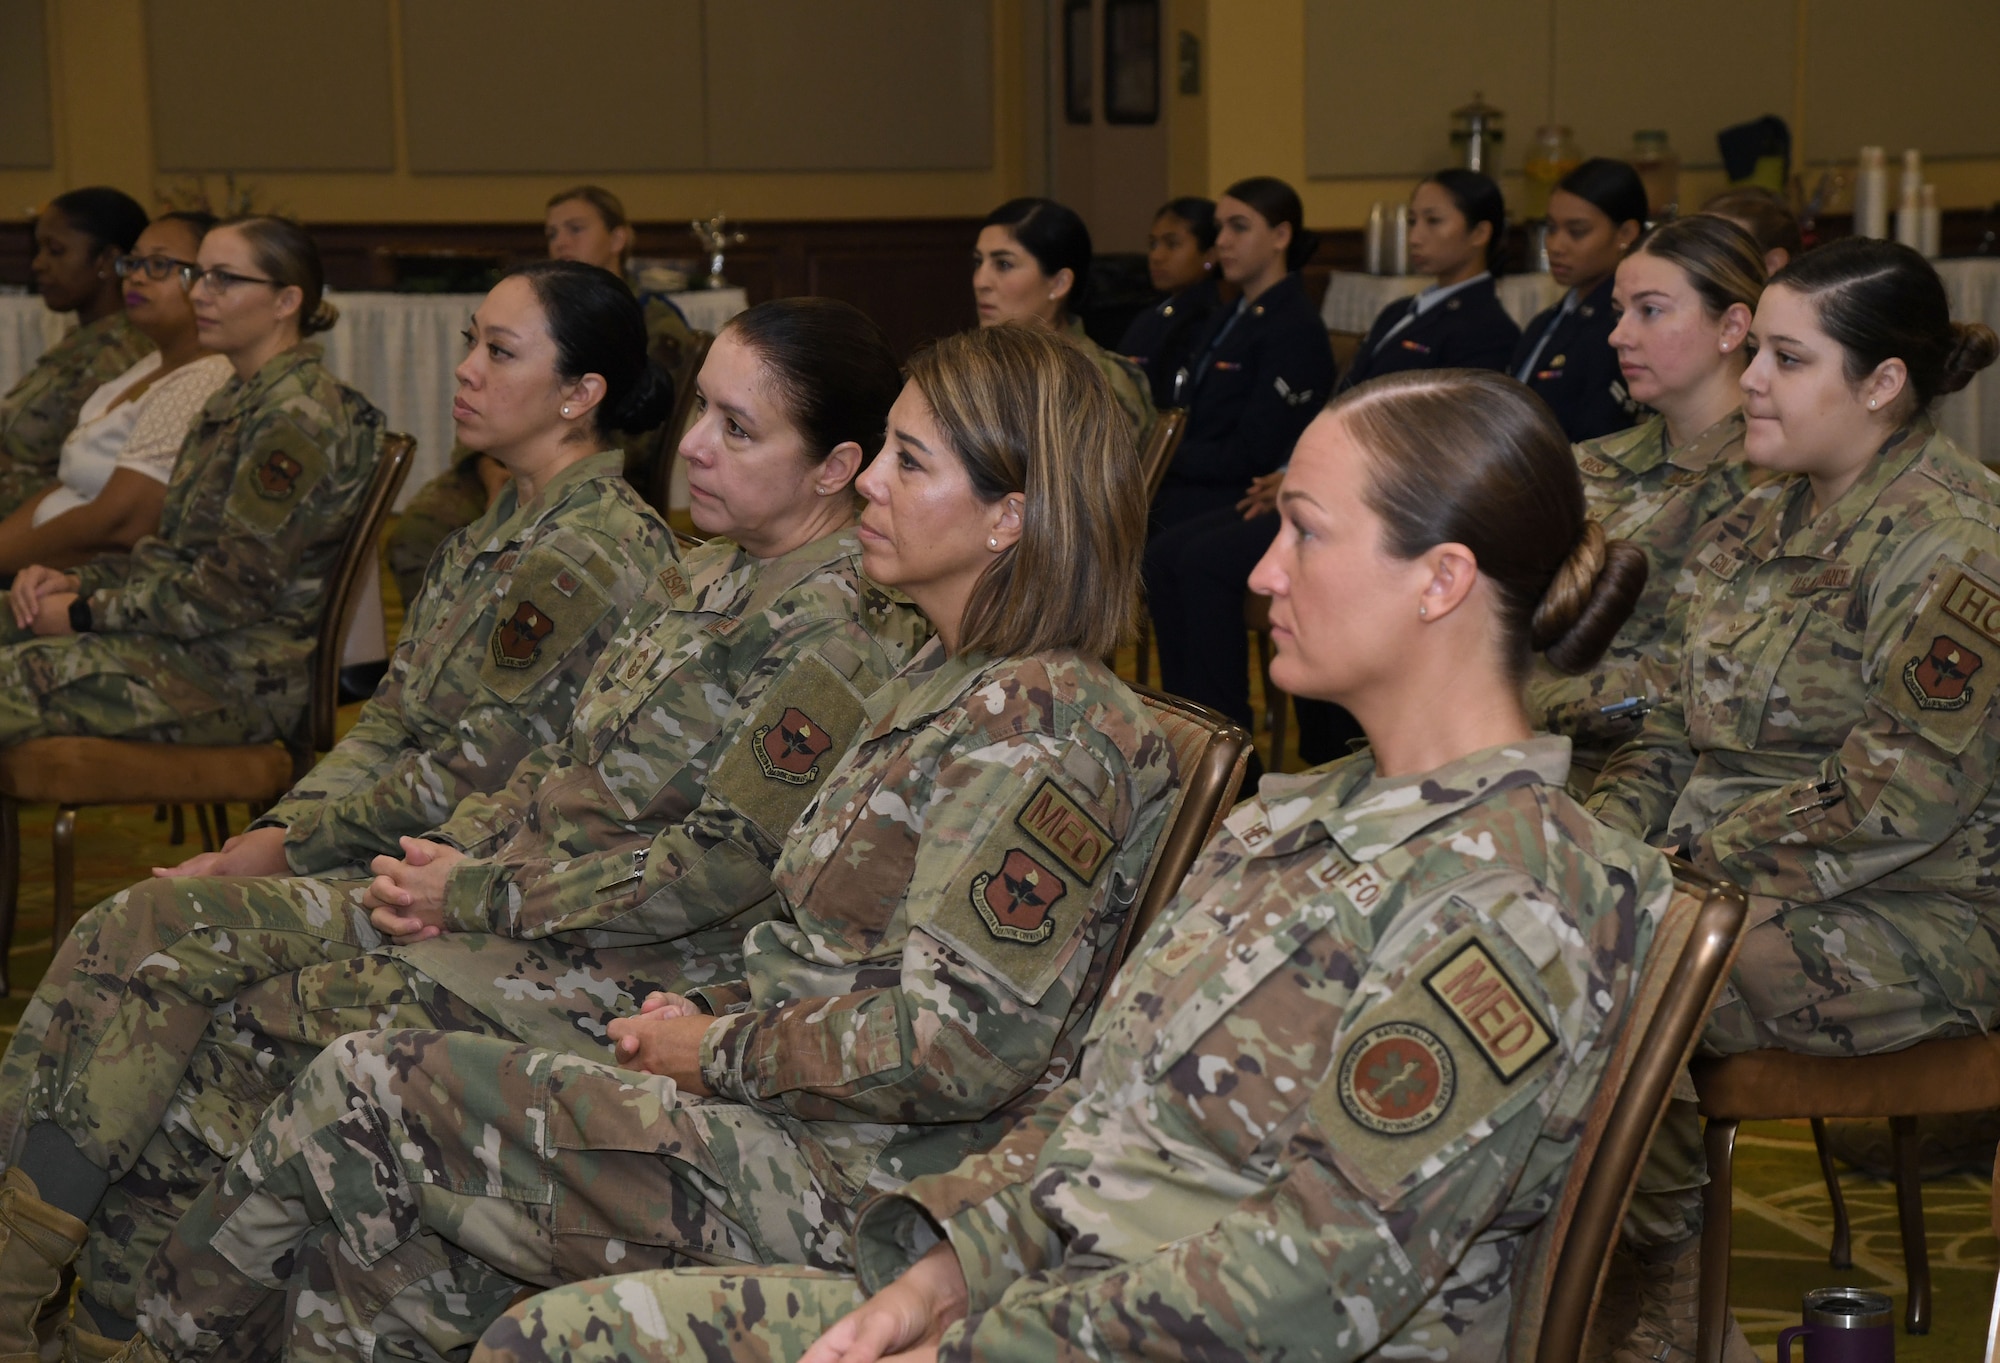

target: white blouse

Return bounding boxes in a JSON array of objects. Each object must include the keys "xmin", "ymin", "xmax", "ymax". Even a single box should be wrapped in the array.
[{"xmin": 35, "ymin": 352, "xmax": 233, "ymax": 526}]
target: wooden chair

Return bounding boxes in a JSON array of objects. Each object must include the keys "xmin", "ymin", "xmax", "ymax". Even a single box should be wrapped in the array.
[
  {"xmin": 1508, "ymin": 865, "xmax": 1750, "ymax": 1363},
  {"xmin": 1112, "ymin": 686, "xmax": 1250, "ymax": 968},
  {"xmin": 645, "ymin": 330, "xmax": 713, "ymax": 519},
  {"xmin": 1692, "ymin": 1032, "xmax": 2000, "ymax": 1357},
  {"xmin": 1129, "ymin": 409, "xmax": 1188, "ymax": 688},
  {"xmin": 1243, "ymin": 592, "xmax": 1287, "ymax": 772},
  {"xmin": 1986, "ymin": 1143, "xmax": 2000, "ymax": 1363},
  {"xmin": 0, "ymin": 432, "xmax": 416, "ymax": 990}
]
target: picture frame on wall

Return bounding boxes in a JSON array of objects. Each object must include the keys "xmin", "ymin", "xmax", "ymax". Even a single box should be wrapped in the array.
[
  {"xmin": 1064, "ymin": 0, "xmax": 1092, "ymax": 125},
  {"xmin": 1103, "ymin": 0, "xmax": 1159, "ymax": 125}
]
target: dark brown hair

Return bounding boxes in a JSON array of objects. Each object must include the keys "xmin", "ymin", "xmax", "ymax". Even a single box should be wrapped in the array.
[
  {"xmin": 1334, "ymin": 368, "xmax": 1647, "ymax": 677},
  {"xmin": 902, "ymin": 324, "xmax": 1142, "ymax": 659},
  {"xmin": 221, "ymin": 215, "xmax": 337, "ymax": 335},
  {"xmin": 722, "ymin": 298, "xmax": 903, "ymax": 470},
  {"xmin": 1773, "ymin": 236, "xmax": 1999, "ymax": 415}
]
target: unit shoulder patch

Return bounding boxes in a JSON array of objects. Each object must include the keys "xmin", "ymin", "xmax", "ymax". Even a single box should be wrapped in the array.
[
  {"xmin": 971, "ymin": 847, "xmax": 1069, "ymax": 943},
  {"xmin": 1336, "ymin": 1021, "xmax": 1455, "ymax": 1135},
  {"xmin": 1885, "ymin": 561, "xmax": 2000, "ymax": 752},
  {"xmin": 754, "ymin": 706, "xmax": 836, "ymax": 784}
]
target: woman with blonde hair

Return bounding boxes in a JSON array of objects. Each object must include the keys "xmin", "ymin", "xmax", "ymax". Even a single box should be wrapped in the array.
[
  {"xmin": 1529, "ymin": 212, "xmax": 1769, "ymax": 793},
  {"xmin": 119, "ymin": 324, "xmax": 1179, "ymax": 1361}
]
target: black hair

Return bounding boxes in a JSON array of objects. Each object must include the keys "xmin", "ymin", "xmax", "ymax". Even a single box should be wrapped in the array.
[
  {"xmin": 722, "ymin": 297, "xmax": 903, "ymax": 467},
  {"xmin": 1154, "ymin": 196, "xmax": 1218, "ymax": 250},
  {"xmin": 1554, "ymin": 158, "xmax": 1649, "ymax": 231},
  {"xmin": 1221, "ymin": 176, "xmax": 1318, "ymax": 271},
  {"xmin": 47, "ymin": 187, "xmax": 149, "ymax": 255},
  {"xmin": 982, "ymin": 198, "xmax": 1093, "ymax": 307},
  {"xmin": 508, "ymin": 259, "xmax": 673, "ymax": 434},
  {"xmin": 150, "ymin": 210, "xmax": 218, "ymax": 251},
  {"xmin": 1423, "ymin": 168, "xmax": 1507, "ymax": 274},
  {"xmin": 1772, "ymin": 237, "xmax": 2000, "ymax": 415}
]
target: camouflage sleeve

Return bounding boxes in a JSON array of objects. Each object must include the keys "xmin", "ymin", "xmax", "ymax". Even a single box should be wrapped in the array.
[
  {"xmin": 273, "ymin": 527, "xmax": 664, "ymax": 872},
  {"xmin": 852, "ymin": 1086, "xmax": 1078, "ymax": 1307},
  {"xmin": 697, "ymin": 732, "xmax": 1169, "ymax": 1125},
  {"xmin": 1584, "ymin": 685, "xmax": 1696, "ymax": 842},
  {"xmin": 437, "ymin": 613, "xmax": 888, "ymax": 944},
  {"xmin": 427, "ymin": 739, "xmax": 556, "ymax": 856},
  {"xmin": 1528, "ymin": 654, "xmax": 1670, "ymax": 748},
  {"xmin": 88, "ymin": 406, "xmax": 362, "ymax": 637},
  {"xmin": 1695, "ymin": 532, "xmax": 2000, "ymax": 901},
  {"xmin": 932, "ymin": 1098, "xmax": 1552, "ymax": 1363}
]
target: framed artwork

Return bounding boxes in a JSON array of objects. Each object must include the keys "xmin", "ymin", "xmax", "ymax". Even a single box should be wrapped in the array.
[
  {"xmin": 1103, "ymin": 0, "xmax": 1159, "ymax": 125},
  {"xmin": 1064, "ymin": 0, "xmax": 1092, "ymax": 124}
]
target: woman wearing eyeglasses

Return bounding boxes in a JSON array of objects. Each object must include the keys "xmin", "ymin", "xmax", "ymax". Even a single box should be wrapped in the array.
[
  {"xmin": 0, "ymin": 215, "xmax": 384, "ymax": 748},
  {"xmin": 0, "ymin": 213, "xmax": 232, "ymax": 578},
  {"xmin": 0, "ymin": 188, "xmax": 156, "ymax": 518}
]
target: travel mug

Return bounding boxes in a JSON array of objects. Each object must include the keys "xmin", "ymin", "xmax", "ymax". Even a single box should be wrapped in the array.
[{"xmin": 1776, "ymin": 1287, "xmax": 1894, "ymax": 1362}]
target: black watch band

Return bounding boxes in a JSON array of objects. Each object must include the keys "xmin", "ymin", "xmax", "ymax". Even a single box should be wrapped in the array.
[{"xmin": 68, "ymin": 596, "xmax": 92, "ymax": 634}]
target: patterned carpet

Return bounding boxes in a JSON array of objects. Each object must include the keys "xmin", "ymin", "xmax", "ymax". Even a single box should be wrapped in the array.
[{"xmin": 0, "ymin": 583, "xmax": 1987, "ymax": 1356}]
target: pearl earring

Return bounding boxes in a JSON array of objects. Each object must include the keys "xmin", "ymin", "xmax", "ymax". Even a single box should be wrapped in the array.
[
  {"xmin": 1868, "ymin": 399, "xmax": 1878, "ymax": 409},
  {"xmin": 1419, "ymin": 604, "xmax": 1429, "ymax": 619},
  {"xmin": 561, "ymin": 405, "xmax": 571, "ymax": 417},
  {"xmin": 988, "ymin": 537, "xmax": 999, "ymax": 549}
]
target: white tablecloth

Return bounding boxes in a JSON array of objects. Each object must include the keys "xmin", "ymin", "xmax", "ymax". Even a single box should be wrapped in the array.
[
  {"xmin": 1319, "ymin": 271, "xmax": 1561, "ymax": 334},
  {"xmin": 1322, "ymin": 263, "xmax": 2000, "ymax": 461}
]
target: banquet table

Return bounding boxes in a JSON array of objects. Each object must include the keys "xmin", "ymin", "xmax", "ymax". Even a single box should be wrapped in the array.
[{"xmin": 1319, "ymin": 262, "xmax": 2000, "ymax": 462}]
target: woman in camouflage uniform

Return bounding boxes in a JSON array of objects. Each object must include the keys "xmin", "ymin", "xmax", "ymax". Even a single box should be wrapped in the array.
[
  {"xmin": 0, "ymin": 188, "xmax": 155, "ymax": 518},
  {"xmin": 1588, "ymin": 239, "xmax": 2000, "ymax": 1362},
  {"xmin": 0, "ymin": 298, "xmax": 926, "ymax": 1352},
  {"xmin": 1528, "ymin": 213, "xmax": 1771, "ymax": 795},
  {"xmin": 465, "ymin": 375, "xmax": 1676, "ymax": 1363},
  {"xmin": 0, "ymin": 257, "xmax": 674, "ymax": 1349},
  {"xmin": 126, "ymin": 324, "xmax": 1179, "ymax": 1363}
]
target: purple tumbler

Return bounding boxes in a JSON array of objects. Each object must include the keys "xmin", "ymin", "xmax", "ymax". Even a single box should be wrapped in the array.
[{"xmin": 1776, "ymin": 1288, "xmax": 1894, "ymax": 1362}]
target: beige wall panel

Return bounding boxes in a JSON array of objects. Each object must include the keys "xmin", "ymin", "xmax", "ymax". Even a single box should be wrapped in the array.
[
  {"xmin": 1804, "ymin": 0, "xmax": 2000, "ymax": 160},
  {"xmin": 147, "ymin": 0, "xmax": 394, "ymax": 170},
  {"xmin": 1552, "ymin": 0, "xmax": 1793, "ymax": 170},
  {"xmin": 0, "ymin": 0, "xmax": 53, "ymax": 168},
  {"xmin": 403, "ymin": 0, "xmax": 703, "ymax": 173},
  {"xmin": 1303, "ymin": 0, "xmax": 1550, "ymax": 178},
  {"xmin": 705, "ymin": 1, "xmax": 992, "ymax": 171}
]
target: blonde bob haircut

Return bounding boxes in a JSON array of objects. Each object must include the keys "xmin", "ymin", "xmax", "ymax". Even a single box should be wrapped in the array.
[{"xmin": 902, "ymin": 324, "xmax": 1143, "ymax": 660}]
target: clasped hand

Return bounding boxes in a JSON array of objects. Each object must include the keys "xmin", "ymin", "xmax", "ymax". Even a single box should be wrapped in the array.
[
  {"xmin": 363, "ymin": 836, "xmax": 464, "ymax": 942},
  {"xmin": 10, "ymin": 566, "xmax": 81, "ymax": 635},
  {"xmin": 605, "ymin": 991, "xmax": 715, "ymax": 1095}
]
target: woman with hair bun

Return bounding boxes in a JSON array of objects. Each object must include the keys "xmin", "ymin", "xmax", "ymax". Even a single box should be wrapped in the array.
[
  {"xmin": 1, "ymin": 187, "xmax": 156, "ymax": 517},
  {"xmin": 1530, "ymin": 213, "xmax": 1769, "ymax": 793},
  {"xmin": 0, "ymin": 215, "xmax": 381, "ymax": 748},
  {"xmin": 1118, "ymin": 195, "xmax": 1222, "ymax": 409},
  {"xmin": 1589, "ymin": 237, "xmax": 2000, "ymax": 1362},
  {"xmin": 973, "ymin": 196, "xmax": 1156, "ymax": 441},
  {"xmin": 1513, "ymin": 157, "xmax": 1652, "ymax": 441},
  {"xmin": 462, "ymin": 368, "xmax": 1670, "ymax": 1363}
]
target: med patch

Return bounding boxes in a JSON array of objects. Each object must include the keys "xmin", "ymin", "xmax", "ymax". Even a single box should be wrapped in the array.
[
  {"xmin": 1014, "ymin": 778, "xmax": 1114, "ymax": 884},
  {"xmin": 1423, "ymin": 938, "xmax": 1556, "ymax": 1081}
]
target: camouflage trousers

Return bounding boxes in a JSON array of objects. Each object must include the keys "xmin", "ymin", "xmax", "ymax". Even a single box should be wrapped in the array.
[
  {"xmin": 0, "ymin": 630, "xmax": 277, "ymax": 745},
  {"xmin": 1625, "ymin": 898, "xmax": 1984, "ymax": 1249},
  {"xmin": 0, "ymin": 873, "xmax": 503, "ymax": 1321},
  {"xmin": 478, "ymin": 1267, "xmax": 868, "ymax": 1363},
  {"xmin": 142, "ymin": 1028, "xmax": 855, "ymax": 1363}
]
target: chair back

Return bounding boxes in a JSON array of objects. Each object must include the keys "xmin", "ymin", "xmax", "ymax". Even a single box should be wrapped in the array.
[
  {"xmin": 1113, "ymin": 686, "xmax": 1251, "ymax": 970},
  {"xmin": 1513, "ymin": 862, "xmax": 1748, "ymax": 1363},
  {"xmin": 1138, "ymin": 407, "xmax": 1188, "ymax": 504},
  {"xmin": 648, "ymin": 330, "xmax": 714, "ymax": 516},
  {"xmin": 303, "ymin": 431, "xmax": 415, "ymax": 764}
]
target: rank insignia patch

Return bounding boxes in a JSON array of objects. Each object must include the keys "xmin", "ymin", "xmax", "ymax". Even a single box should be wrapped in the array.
[
  {"xmin": 1337, "ymin": 1022, "xmax": 1455, "ymax": 1135},
  {"xmin": 1904, "ymin": 634, "xmax": 1982, "ymax": 711},
  {"xmin": 754, "ymin": 707, "xmax": 833, "ymax": 784},
  {"xmin": 491, "ymin": 600, "xmax": 555, "ymax": 667},
  {"xmin": 971, "ymin": 848, "xmax": 1068, "ymax": 943},
  {"xmin": 255, "ymin": 450, "xmax": 303, "ymax": 499}
]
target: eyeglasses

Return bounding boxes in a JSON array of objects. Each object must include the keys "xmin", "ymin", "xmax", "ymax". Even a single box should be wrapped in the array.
[
  {"xmin": 114, "ymin": 254, "xmax": 201, "ymax": 287},
  {"xmin": 186, "ymin": 266, "xmax": 280, "ymax": 295}
]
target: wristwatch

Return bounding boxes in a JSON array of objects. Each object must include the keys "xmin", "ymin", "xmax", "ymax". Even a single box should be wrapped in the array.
[{"xmin": 67, "ymin": 596, "xmax": 93, "ymax": 634}]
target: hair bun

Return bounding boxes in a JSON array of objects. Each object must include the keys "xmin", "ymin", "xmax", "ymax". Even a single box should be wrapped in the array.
[
  {"xmin": 1940, "ymin": 321, "xmax": 2000, "ymax": 396},
  {"xmin": 606, "ymin": 360, "xmax": 675, "ymax": 433},
  {"xmin": 302, "ymin": 299, "xmax": 339, "ymax": 336},
  {"xmin": 1533, "ymin": 522, "xmax": 1648, "ymax": 674}
]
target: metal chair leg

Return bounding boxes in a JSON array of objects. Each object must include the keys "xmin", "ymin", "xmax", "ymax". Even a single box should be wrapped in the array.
[
  {"xmin": 1697, "ymin": 1116, "xmax": 1740, "ymax": 1363},
  {"xmin": 0, "ymin": 798, "xmax": 17, "ymax": 997},
  {"xmin": 1810, "ymin": 1117, "xmax": 1853, "ymax": 1268},
  {"xmin": 169, "ymin": 803, "xmax": 185, "ymax": 846},
  {"xmin": 50, "ymin": 805, "xmax": 76, "ymax": 947},
  {"xmin": 1890, "ymin": 1115, "xmax": 1931, "ymax": 1334}
]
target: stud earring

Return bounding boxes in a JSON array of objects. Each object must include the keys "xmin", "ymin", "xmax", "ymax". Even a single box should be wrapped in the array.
[
  {"xmin": 561, "ymin": 405, "xmax": 571, "ymax": 417},
  {"xmin": 1418, "ymin": 604, "xmax": 1429, "ymax": 619},
  {"xmin": 988, "ymin": 537, "xmax": 999, "ymax": 550},
  {"xmin": 1868, "ymin": 399, "xmax": 1878, "ymax": 409},
  {"xmin": 1719, "ymin": 342, "xmax": 1731, "ymax": 353}
]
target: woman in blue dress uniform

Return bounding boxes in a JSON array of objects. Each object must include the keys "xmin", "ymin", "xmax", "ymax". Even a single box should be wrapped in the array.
[
  {"xmin": 1511, "ymin": 158, "xmax": 1649, "ymax": 442},
  {"xmin": 1117, "ymin": 197, "xmax": 1222, "ymax": 411}
]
